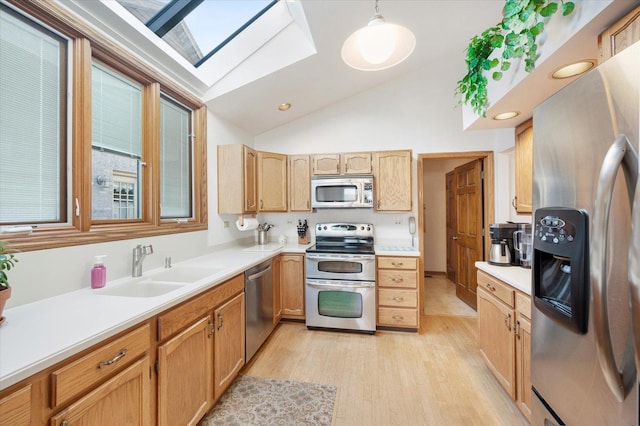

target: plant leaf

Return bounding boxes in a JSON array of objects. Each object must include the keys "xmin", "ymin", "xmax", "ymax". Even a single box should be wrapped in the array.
[
  {"xmin": 501, "ymin": 61, "xmax": 511, "ymax": 71},
  {"xmin": 492, "ymin": 71, "xmax": 503, "ymax": 81},
  {"xmin": 540, "ymin": 2, "xmax": 558, "ymax": 17},
  {"xmin": 562, "ymin": 2, "xmax": 575, "ymax": 16}
]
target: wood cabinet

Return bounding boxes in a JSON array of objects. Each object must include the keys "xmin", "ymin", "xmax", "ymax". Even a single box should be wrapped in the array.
[
  {"xmin": 156, "ymin": 274, "xmax": 244, "ymax": 425},
  {"xmin": 477, "ymin": 269, "xmax": 531, "ymax": 421},
  {"xmin": 514, "ymin": 119, "xmax": 533, "ymax": 214},
  {"xmin": 377, "ymin": 256, "xmax": 419, "ymax": 329},
  {"xmin": 280, "ymin": 254, "xmax": 305, "ymax": 319},
  {"xmin": 288, "ymin": 155, "xmax": 311, "ymax": 211},
  {"xmin": 311, "ymin": 152, "xmax": 372, "ymax": 175},
  {"xmin": 258, "ymin": 151, "xmax": 288, "ymax": 212},
  {"xmin": 272, "ymin": 255, "xmax": 283, "ymax": 323},
  {"xmin": 157, "ymin": 317, "xmax": 213, "ymax": 426},
  {"xmin": 50, "ymin": 357, "xmax": 151, "ymax": 425},
  {"xmin": 213, "ymin": 293, "xmax": 245, "ymax": 400},
  {"xmin": 372, "ymin": 150, "xmax": 412, "ymax": 211},
  {"xmin": 217, "ymin": 144, "xmax": 258, "ymax": 214},
  {"xmin": 0, "ymin": 384, "xmax": 31, "ymax": 425},
  {"xmin": 599, "ymin": 5, "xmax": 640, "ymax": 61}
]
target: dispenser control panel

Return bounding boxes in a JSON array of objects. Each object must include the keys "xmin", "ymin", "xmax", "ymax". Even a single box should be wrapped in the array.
[{"xmin": 535, "ymin": 215, "xmax": 577, "ymax": 244}]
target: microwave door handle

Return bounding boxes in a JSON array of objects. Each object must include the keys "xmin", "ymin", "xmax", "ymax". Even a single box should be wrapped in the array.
[
  {"xmin": 591, "ymin": 134, "xmax": 638, "ymax": 402},
  {"xmin": 629, "ymin": 179, "xmax": 640, "ymax": 380}
]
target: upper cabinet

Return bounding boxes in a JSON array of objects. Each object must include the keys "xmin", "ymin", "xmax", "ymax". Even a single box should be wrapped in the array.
[
  {"xmin": 289, "ymin": 155, "xmax": 311, "ymax": 211},
  {"xmin": 217, "ymin": 144, "xmax": 257, "ymax": 214},
  {"xmin": 312, "ymin": 152, "xmax": 373, "ymax": 175},
  {"xmin": 598, "ymin": 5, "xmax": 640, "ymax": 61},
  {"xmin": 258, "ymin": 151, "xmax": 288, "ymax": 212},
  {"xmin": 514, "ymin": 119, "xmax": 533, "ymax": 214},
  {"xmin": 372, "ymin": 150, "xmax": 412, "ymax": 211}
]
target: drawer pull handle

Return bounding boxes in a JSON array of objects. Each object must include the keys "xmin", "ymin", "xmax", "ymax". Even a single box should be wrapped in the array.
[
  {"xmin": 392, "ymin": 278, "xmax": 404, "ymax": 283},
  {"xmin": 98, "ymin": 349, "xmax": 127, "ymax": 369},
  {"xmin": 392, "ymin": 315, "xmax": 404, "ymax": 320},
  {"xmin": 217, "ymin": 313, "xmax": 224, "ymax": 330},
  {"xmin": 392, "ymin": 262, "xmax": 404, "ymax": 267},
  {"xmin": 208, "ymin": 319, "xmax": 215, "ymax": 338},
  {"xmin": 515, "ymin": 320, "xmax": 521, "ymax": 339},
  {"xmin": 393, "ymin": 297, "xmax": 404, "ymax": 302},
  {"xmin": 486, "ymin": 283, "xmax": 496, "ymax": 291}
]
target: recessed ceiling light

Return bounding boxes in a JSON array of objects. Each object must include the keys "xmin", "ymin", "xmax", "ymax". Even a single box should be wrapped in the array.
[
  {"xmin": 551, "ymin": 60, "xmax": 595, "ymax": 79},
  {"xmin": 493, "ymin": 111, "xmax": 520, "ymax": 120},
  {"xmin": 278, "ymin": 103, "xmax": 291, "ymax": 111}
]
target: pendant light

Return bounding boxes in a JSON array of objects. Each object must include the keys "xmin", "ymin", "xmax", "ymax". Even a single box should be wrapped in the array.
[{"xmin": 341, "ymin": 0, "xmax": 416, "ymax": 71}]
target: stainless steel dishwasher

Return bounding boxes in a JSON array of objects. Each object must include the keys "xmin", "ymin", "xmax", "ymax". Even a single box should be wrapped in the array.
[{"xmin": 244, "ymin": 259, "xmax": 274, "ymax": 362}]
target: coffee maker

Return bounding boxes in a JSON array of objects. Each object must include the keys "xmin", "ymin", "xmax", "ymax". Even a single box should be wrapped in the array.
[{"xmin": 489, "ymin": 223, "xmax": 518, "ymax": 266}]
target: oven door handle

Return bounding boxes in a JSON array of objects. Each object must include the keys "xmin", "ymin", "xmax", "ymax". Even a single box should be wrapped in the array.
[
  {"xmin": 306, "ymin": 280, "xmax": 375, "ymax": 289},
  {"xmin": 306, "ymin": 254, "xmax": 374, "ymax": 262}
]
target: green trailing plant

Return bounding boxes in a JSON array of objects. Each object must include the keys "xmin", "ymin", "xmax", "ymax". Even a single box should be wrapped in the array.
[
  {"xmin": 456, "ymin": 0, "xmax": 575, "ymax": 117},
  {"xmin": 0, "ymin": 241, "xmax": 19, "ymax": 289}
]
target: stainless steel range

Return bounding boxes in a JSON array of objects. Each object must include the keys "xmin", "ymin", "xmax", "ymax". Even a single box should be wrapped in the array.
[{"xmin": 305, "ymin": 223, "xmax": 376, "ymax": 333}]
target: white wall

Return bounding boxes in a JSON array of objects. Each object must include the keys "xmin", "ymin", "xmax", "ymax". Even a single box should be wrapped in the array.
[{"xmin": 255, "ymin": 52, "xmax": 514, "ymax": 243}]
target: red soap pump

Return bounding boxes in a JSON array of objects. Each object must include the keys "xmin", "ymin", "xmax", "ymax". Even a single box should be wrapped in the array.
[{"xmin": 91, "ymin": 255, "xmax": 107, "ymax": 289}]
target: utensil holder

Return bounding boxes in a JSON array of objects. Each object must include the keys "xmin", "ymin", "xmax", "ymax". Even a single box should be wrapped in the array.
[{"xmin": 258, "ymin": 230, "xmax": 268, "ymax": 245}]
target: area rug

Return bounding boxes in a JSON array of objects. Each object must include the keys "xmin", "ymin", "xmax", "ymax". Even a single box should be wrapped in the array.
[{"xmin": 199, "ymin": 375, "xmax": 337, "ymax": 426}]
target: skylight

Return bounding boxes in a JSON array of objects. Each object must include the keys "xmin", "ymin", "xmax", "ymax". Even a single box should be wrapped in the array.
[{"xmin": 116, "ymin": 0, "xmax": 276, "ymax": 67}]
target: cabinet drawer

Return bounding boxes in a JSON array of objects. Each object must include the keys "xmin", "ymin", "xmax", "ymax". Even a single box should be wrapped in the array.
[
  {"xmin": 378, "ymin": 307, "xmax": 418, "ymax": 328},
  {"xmin": 477, "ymin": 270, "xmax": 514, "ymax": 307},
  {"xmin": 50, "ymin": 323, "xmax": 150, "ymax": 408},
  {"xmin": 378, "ymin": 289, "xmax": 417, "ymax": 308},
  {"xmin": 378, "ymin": 270, "xmax": 417, "ymax": 288},
  {"xmin": 516, "ymin": 292, "xmax": 531, "ymax": 319},
  {"xmin": 157, "ymin": 274, "xmax": 244, "ymax": 341},
  {"xmin": 377, "ymin": 257, "xmax": 417, "ymax": 270}
]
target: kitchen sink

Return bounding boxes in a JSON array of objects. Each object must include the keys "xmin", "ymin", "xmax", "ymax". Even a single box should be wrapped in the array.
[
  {"xmin": 148, "ymin": 266, "xmax": 220, "ymax": 283},
  {"xmin": 97, "ymin": 280, "xmax": 187, "ymax": 298}
]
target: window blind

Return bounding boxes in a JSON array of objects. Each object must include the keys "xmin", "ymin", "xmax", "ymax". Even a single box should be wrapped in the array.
[
  {"xmin": 160, "ymin": 97, "xmax": 192, "ymax": 218},
  {"xmin": 0, "ymin": 6, "xmax": 65, "ymax": 224}
]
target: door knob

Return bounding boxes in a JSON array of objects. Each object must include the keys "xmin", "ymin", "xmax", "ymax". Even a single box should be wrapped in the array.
[{"xmin": 452, "ymin": 236, "xmax": 459, "ymax": 240}]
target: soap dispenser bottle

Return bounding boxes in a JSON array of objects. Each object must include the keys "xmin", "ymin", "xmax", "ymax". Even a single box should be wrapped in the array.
[{"xmin": 91, "ymin": 255, "xmax": 107, "ymax": 289}]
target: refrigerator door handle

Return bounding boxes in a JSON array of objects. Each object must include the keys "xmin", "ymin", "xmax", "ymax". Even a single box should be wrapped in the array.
[
  {"xmin": 629, "ymin": 179, "xmax": 640, "ymax": 380},
  {"xmin": 592, "ymin": 134, "xmax": 638, "ymax": 403}
]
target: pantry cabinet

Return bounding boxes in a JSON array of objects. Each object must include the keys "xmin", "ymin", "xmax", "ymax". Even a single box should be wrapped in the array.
[
  {"xmin": 599, "ymin": 5, "xmax": 640, "ymax": 61},
  {"xmin": 289, "ymin": 155, "xmax": 311, "ymax": 211},
  {"xmin": 217, "ymin": 144, "xmax": 258, "ymax": 214},
  {"xmin": 213, "ymin": 293, "xmax": 245, "ymax": 400},
  {"xmin": 477, "ymin": 269, "xmax": 531, "ymax": 421},
  {"xmin": 258, "ymin": 151, "xmax": 288, "ymax": 212},
  {"xmin": 514, "ymin": 119, "xmax": 533, "ymax": 214},
  {"xmin": 377, "ymin": 256, "xmax": 419, "ymax": 329},
  {"xmin": 372, "ymin": 150, "xmax": 412, "ymax": 211},
  {"xmin": 280, "ymin": 254, "xmax": 305, "ymax": 319}
]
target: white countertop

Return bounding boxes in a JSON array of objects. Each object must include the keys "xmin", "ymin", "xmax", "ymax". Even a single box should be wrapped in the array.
[
  {"xmin": 374, "ymin": 245, "xmax": 420, "ymax": 257},
  {"xmin": 0, "ymin": 242, "xmax": 308, "ymax": 391},
  {"xmin": 475, "ymin": 261, "xmax": 532, "ymax": 295}
]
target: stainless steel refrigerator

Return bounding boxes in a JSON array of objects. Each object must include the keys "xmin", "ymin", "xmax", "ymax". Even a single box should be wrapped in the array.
[{"xmin": 531, "ymin": 41, "xmax": 639, "ymax": 425}]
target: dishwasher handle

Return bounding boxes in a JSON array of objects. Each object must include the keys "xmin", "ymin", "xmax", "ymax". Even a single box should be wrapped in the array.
[{"xmin": 246, "ymin": 263, "xmax": 272, "ymax": 281}]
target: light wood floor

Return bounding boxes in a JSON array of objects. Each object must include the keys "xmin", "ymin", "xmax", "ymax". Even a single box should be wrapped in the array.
[{"xmin": 243, "ymin": 278, "xmax": 528, "ymax": 426}]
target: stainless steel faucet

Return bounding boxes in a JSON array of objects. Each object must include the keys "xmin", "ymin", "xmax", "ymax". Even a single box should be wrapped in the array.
[{"xmin": 132, "ymin": 244, "xmax": 153, "ymax": 277}]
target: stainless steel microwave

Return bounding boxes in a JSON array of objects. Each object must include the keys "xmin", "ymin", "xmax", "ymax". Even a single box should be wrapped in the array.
[{"xmin": 311, "ymin": 175, "xmax": 374, "ymax": 208}]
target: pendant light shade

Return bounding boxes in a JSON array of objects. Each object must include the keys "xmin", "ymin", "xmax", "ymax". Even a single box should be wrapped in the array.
[{"xmin": 341, "ymin": 1, "xmax": 415, "ymax": 71}]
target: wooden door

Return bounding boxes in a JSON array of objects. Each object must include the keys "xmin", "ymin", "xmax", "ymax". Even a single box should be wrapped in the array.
[
  {"xmin": 51, "ymin": 357, "xmax": 151, "ymax": 425},
  {"xmin": 280, "ymin": 254, "xmax": 305, "ymax": 318},
  {"xmin": 258, "ymin": 151, "xmax": 287, "ymax": 211},
  {"xmin": 157, "ymin": 317, "xmax": 213, "ymax": 426},
  {"xmin": 372, "ymin": 150, "xmax": 412, "ymax": 211},
  {"xmin": 289, "ymin": 155, "xmax": 311, "ymax": 211},
  {"xmin": 454, "ymin": 159, "xmax": 484, "ymax": 309},
  {"xmin": 312, "ymin": 154, "xmax": 340, "ymax": 175},
  {"xmin": 342, "ymin": 152, "xmax": 372, "ymax": 174},
  {"xmin": 214, "ymin": 293, "xmax": 245, "ymax": 400},
  {"xmin": 243, "ymin": 146, "xmax": 258, "ymax": 213},
  {"xmin": 445, "ymin": 170, "xmax": 457, "ymax": 283}
]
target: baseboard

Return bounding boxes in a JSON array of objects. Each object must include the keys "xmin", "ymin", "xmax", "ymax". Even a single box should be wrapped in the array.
[{"xmin": 424, "ymin": 270, "xmax": 446, "ymax": 277}]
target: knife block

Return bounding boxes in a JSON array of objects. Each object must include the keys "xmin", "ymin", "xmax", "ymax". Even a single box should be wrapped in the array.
[{"xmin": 297, "ymin": 233, "xmax": 309, "ymax": 245}]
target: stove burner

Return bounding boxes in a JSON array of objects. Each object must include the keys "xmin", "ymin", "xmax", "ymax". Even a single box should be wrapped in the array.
[{"xmin": 306, "ymin": 222, "xmax": 374, "ymax": 255}]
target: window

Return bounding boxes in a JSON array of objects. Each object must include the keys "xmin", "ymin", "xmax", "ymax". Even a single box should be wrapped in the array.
[
  {"xmin": 91, "ymin": 62, "xmax": 143, "ymax": 221},
  {"xmin": 160, "ymin": 95, "xmax": 192, "ymax": 219},
  {"xmin": 1, "ymin": 1, "xmax": 207, "ymax": 252},
  {"xmin": 0, "ymin": 4, "xmax": 67, "ymax": 225}
]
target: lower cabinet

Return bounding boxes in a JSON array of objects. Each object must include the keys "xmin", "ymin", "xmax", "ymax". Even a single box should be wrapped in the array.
[
  {"xmin": 0, "ymin": 384, "xmax": 31, "ymax": 425},
  {"xmin": 213, "ymin": 292, "xmax": 245, "ymax": 400},
  {"xmin": 376, "ymin": 256, "xmax": 419, "ymax": 329},
  {"xmin": 477, "ymin": 269, "xmax": 531, "ymax": 421},
  {"xmin": 50, "ymin": 357, "xmax": 151, "ymax": 425},
  {"xmin": 280, "ymin": 254, "xmax": 305, "ymax": 319}
]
